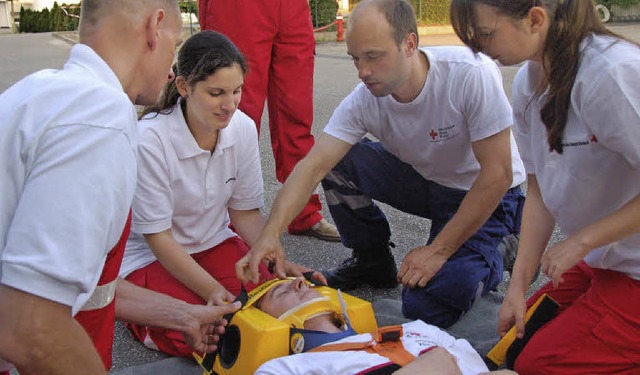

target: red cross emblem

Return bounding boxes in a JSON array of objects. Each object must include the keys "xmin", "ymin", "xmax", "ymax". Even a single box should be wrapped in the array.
[
  {"xmin": 590, "ymin": 134, "xmax": 598, "ymax": 143},
  {"xmin": 429, "ymin": 129, "xmax": 438, "ymax": 140}
]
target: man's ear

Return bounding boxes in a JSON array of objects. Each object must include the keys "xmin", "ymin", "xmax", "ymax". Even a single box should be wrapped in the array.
[
  {"xmin": 527, "ymin": 6, "xmax": 547, "ymax": 34},
  {"xmin": 402, "ymin": 32, "xmax": 418, "ymax": 57},
  {"xmin": 146, "ymin": 9, "xmax": 166, "ymax": 50}
]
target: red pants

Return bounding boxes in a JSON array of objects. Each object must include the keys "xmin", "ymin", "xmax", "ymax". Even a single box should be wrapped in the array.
[
  {"xmin": 74, "ymin": 211, "xmax": 130, "ymax": 370},
  {"xmin": 515, "ymin": 261, "xmax": 640, "ymax": 374},
  {"xmin": 199, "ymin": 0, "xmax": 322, "ymax": 233},
  {"xmin": 124, "ymin": 236, "xmax": 273, "ymax": 357}
]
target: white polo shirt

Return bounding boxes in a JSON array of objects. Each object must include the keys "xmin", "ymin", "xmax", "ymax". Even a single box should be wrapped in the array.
[
  {"xmin": 255, "ymin": 320, "xmax": 488, "ymax": 374},
  {"xmin": 324, "ymin": 46, "xmax": 525, "ymax": 191},
  {"xmin": 120, "ymin": 102, "xmax": 264, "ymax": 277},
  {"xmin": 0, "ymin": 44, "xmax": 138, "ymax": 314},
  {"xmin": 513, "ymin": 34, "xmax": 640, "ymax": 280}
]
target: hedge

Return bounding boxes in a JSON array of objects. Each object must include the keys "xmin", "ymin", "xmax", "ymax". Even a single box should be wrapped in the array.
[
  {"xmin": 19, "ymin": 2, "xmax": 80, "ymax": 33},
  {"xmin": 309, "ymin": 0, "xmax": 339, "ymax": 28}
]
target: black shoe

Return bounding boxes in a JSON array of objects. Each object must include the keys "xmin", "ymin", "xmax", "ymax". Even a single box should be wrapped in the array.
[
  {"xmin": 498, "ymin": 233, "xmax": 519, "ymax": 275},
  {"xmin": 321, "ymin": 244, "xmax": 399, "ymax": 290},
  {"xmin": 499, "ymin": 233, "xmax": 541, "ymax": 283}
]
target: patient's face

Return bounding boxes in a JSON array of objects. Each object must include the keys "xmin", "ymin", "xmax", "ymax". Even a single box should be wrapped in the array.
[{"xmin": 259, "ymin": 277, "xmax": 322, "ymax": 318}]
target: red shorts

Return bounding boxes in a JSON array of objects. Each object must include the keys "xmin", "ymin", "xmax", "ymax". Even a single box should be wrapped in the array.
[
  {"xmin": 515, "ymin": 261, "xmax": 640, "ymax": 374},
  {"xmin": 124, "ymin": 236, "xmax": 273, "ymax": 356}
]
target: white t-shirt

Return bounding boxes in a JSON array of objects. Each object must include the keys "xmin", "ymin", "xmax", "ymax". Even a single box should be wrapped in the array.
[
  {"xmin": 324, "ymin": 46, "xmax": 525, "ymax": 191},
  {"xmin": 0, "ymin": 44, "xmax": 138, "ymax": 314},
  {"xmin": 255, "ymin": 320, "xmax": 488, "ymax": 375},
  {"xmin": 513, "ymin": 34, "xmax": 640, "ymax": 280},
  {"xmin": 120, "ymin": 102, "xmax": 264, "ymax": 277}
]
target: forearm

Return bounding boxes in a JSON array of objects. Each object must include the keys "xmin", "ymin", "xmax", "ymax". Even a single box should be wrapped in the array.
[
  {"xmin": 115, "ymin": 279, "xmax": 192, "ymax": 331},
  {"xmin": 430, "ymin": 169, "xmax": 512, "ymax": 257},
  {"xmin": 509, "ymin": 176, "xmax": 555, "ymax": 294},
  {"xmin": 0, "ymin": 285, "xmax": 106, "ymax": 374},
  {"xmin": 264, "ymin": 163, "xmax": 324, "ymax": 235},
  {"xmin": 228, "ymin": 208, "xmax": 267, "ymax": 247},
  {"xmin": 262, "ymin": 134, "xmax": 351, "ymax": 238},
  {"xmin": 145, "ymin": 231, "xmax": 221, "ymax": 301}
]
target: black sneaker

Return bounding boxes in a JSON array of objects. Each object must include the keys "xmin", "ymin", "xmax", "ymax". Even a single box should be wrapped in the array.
[
  {"xmin": 498, "ymin": 233, "xmax": 519, "ymax": 275},
  {"xmin": 321, "ymin": 245, "xmax": 399, "ymax": 290}
]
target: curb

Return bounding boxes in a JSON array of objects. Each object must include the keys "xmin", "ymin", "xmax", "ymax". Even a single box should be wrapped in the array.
[{"xmin": 52, "ymin": 31, "xmax": 78, "ymax": 45}]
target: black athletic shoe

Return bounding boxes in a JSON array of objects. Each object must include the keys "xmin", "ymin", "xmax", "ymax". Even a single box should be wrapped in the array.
[
  {"xmin": 498, "ymin": 233, "xmax": 519, "ymax": 275},
  {"xmin": 499, "ymin": 233, "xmax": 541, "ymax": 283},
  {"xmin": 321, "ymin": 244, "xmax": 399, "ymax": 290}
]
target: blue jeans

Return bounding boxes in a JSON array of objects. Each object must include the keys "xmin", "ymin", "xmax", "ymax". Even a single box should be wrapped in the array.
[{"xmin": 321, "ymin": 139, "xmax": 524, "ymax": 327}]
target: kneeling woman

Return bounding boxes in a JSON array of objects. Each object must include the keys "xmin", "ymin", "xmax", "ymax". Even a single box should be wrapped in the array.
[{"xmin": 119, "ymin": 31, "xmax": 318, "ymax": 356}]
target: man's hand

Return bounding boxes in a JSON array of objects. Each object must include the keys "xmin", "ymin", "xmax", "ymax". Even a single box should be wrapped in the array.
[
  {"xmin": 236, "ymin": 234, "xmax": 287, "ymax": 284},
  {"xmin": 398, "ymin": 245, "xmax": 449, "ymax": 288},
  {"xmin": 284, "ymin": 261, "xmax": 328, "ymax": 285},
  {"xmin": 183, "ymin": 301, "xmax": 241, "ymax": 354}
]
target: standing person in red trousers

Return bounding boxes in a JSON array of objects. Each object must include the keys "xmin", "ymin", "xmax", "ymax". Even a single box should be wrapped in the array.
[{"xmin": 198, "ymin": 0, "xmax": 340, "ymax": 241}]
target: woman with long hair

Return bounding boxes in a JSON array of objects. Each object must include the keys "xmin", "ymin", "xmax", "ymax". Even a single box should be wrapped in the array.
[
  {"xmin": 451, "ymin": 1, "xmax": 640, "ymax": 373},
  {"xmin": 119, "ymin": 30, "xmax": 322, "ymax": 357}
]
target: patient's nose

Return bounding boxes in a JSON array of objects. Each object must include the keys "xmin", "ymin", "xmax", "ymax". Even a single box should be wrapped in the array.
[{"xmin": 293, "ymin": 277, "xmax": 306, "ymax": 290}]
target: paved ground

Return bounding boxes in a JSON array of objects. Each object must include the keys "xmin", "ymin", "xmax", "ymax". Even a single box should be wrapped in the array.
[{"xmin": 1, "ymin": 23, "xmax": 639, "ymax": 374}]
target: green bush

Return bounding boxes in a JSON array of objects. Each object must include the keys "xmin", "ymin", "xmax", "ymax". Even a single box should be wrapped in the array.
[
  {"xmin": 309, "ymin": 0, "xmax": 339, "ymax": 28},
  {"xmin": 18, "ymin": 2, "xmax": 80, "ymax": 33},
  {"xmin": 348, "ymin": 0, "xmax": 450, "ymax": 25},
  {"xmin": 179, "ymin": 0, "xmax": 198, "ymax": 16}
]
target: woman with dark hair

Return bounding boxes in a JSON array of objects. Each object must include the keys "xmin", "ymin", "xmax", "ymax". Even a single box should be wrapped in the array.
[
  {"xmin": 119, "ymin": 31, "xmax": 322, "ymax": 357},
  {"xmin": 450, "ymin": 1, "xmax": 640, "ymax": 373}
]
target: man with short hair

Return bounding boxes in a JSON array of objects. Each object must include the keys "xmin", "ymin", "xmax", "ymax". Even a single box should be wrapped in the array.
[
  {"xmin": 238, "ymin": 0, "xmax": 525, "ymax": 329},
  {"xmin": 0, "ymin": 1, "xmax": 191, "ymax": 373}
]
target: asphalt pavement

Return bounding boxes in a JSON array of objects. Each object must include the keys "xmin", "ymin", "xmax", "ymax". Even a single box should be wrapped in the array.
[{"xmin": 1, "ymin": 23, "xmax": 639, "ymax": 374}]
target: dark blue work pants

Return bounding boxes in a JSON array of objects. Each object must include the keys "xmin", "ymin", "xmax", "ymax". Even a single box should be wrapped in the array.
[{"xmin": 321, "ymin": 139, "xmax": 524, "ymax": 327}]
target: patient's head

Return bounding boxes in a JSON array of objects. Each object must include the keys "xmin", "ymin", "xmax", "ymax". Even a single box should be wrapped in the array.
[
  {"xmin": 257, "ymin": 277, "xmax": 323, "ymax": 317},
  {"xmin": 256, "ymin": 277, "xmax": 343, "ymax": 333}
]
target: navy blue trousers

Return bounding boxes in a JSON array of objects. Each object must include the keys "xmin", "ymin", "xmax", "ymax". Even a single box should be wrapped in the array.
[{"xmin": 321, "ymin": 139, "xmax": 524, "ymax": 327}]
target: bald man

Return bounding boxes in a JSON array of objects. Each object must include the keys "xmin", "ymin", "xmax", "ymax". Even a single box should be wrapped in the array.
[
  {"xmin": 239, "ymin": 0, "xmax": 525, "ymax": 330},
  {"xmin": 0, "ymin": 1, "xmax": 183, "ymax": 373}
]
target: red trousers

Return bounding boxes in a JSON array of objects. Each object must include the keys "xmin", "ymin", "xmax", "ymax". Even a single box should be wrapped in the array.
[
  {"xmin": 515, "ymin": 261, "xmax": 640, "ymax": 374},
  {"xmin": 124, "ymin": 236, "xmax": 273, "ymax": 357},
  {"xmin": 199, "ymin": 0, "xmax": 322, "ymax": 233},
  {"xmin": 74, "ymin": 211, "xmax": 131, "ymax": 370}
]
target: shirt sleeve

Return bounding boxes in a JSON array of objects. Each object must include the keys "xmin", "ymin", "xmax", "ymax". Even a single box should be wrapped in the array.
[
  {"xmin": 323, "ymin": 85, "xmax": 371, "ymax": 144},
  {"xmin": 581, "ymin": 60, "xmax": 640, "ymax": 170},
  {"xmin": 228, "ymin": 113, "xmax": 265, "ymax": 210},
  {"xmin": 131, "ymin": 129, "xmax": 174, "ymax": 234},
  {"xmin": 460, "ymin": 59, "xmax": 514, "ymax": 142},
  {"xmin": 1, "ymin": 123, "xmax": 136, "ymax": 311},
  {"xmin": 511, "ymin": 65, "xmax": 537, "ymax": 174}
]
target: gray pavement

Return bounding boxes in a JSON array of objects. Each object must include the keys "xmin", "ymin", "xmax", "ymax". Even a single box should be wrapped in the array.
[{"xmin": 1, "ymin": 23, "xmax": 639, "ymax": 374}]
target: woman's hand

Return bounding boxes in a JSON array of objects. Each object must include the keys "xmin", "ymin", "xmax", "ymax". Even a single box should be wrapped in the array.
[
  {"xmin": 541, "ymin": 236, "xmax": 589, "ymax": 288},
  {"xmin": 497, "ymin": 287, "xmax": 527, "ymax": 339},
  {"xmin": 207, "ymin": 285, "xmax": 234, "ymax": 306}
]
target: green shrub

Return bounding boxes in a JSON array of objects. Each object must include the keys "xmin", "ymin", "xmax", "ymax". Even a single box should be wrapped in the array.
[
  {"xmin": 18, "ymin": 2, "xmax": 80, "ymax": 33},
  {"xmin": 347, "ymin": 0, "xmax": 450, "ymax": 25},
  {"xmin": 309, "ymin": 0, "xmax": 339, "ymax": 28},
  {"xmin": 179, "ymin": 1, "xmax": 198, "ymax": 16}
]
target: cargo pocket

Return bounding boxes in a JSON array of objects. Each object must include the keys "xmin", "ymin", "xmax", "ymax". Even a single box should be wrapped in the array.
[{"xmin": 592, "ymin": 313, "xmax": 640, "ymax": 366}]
